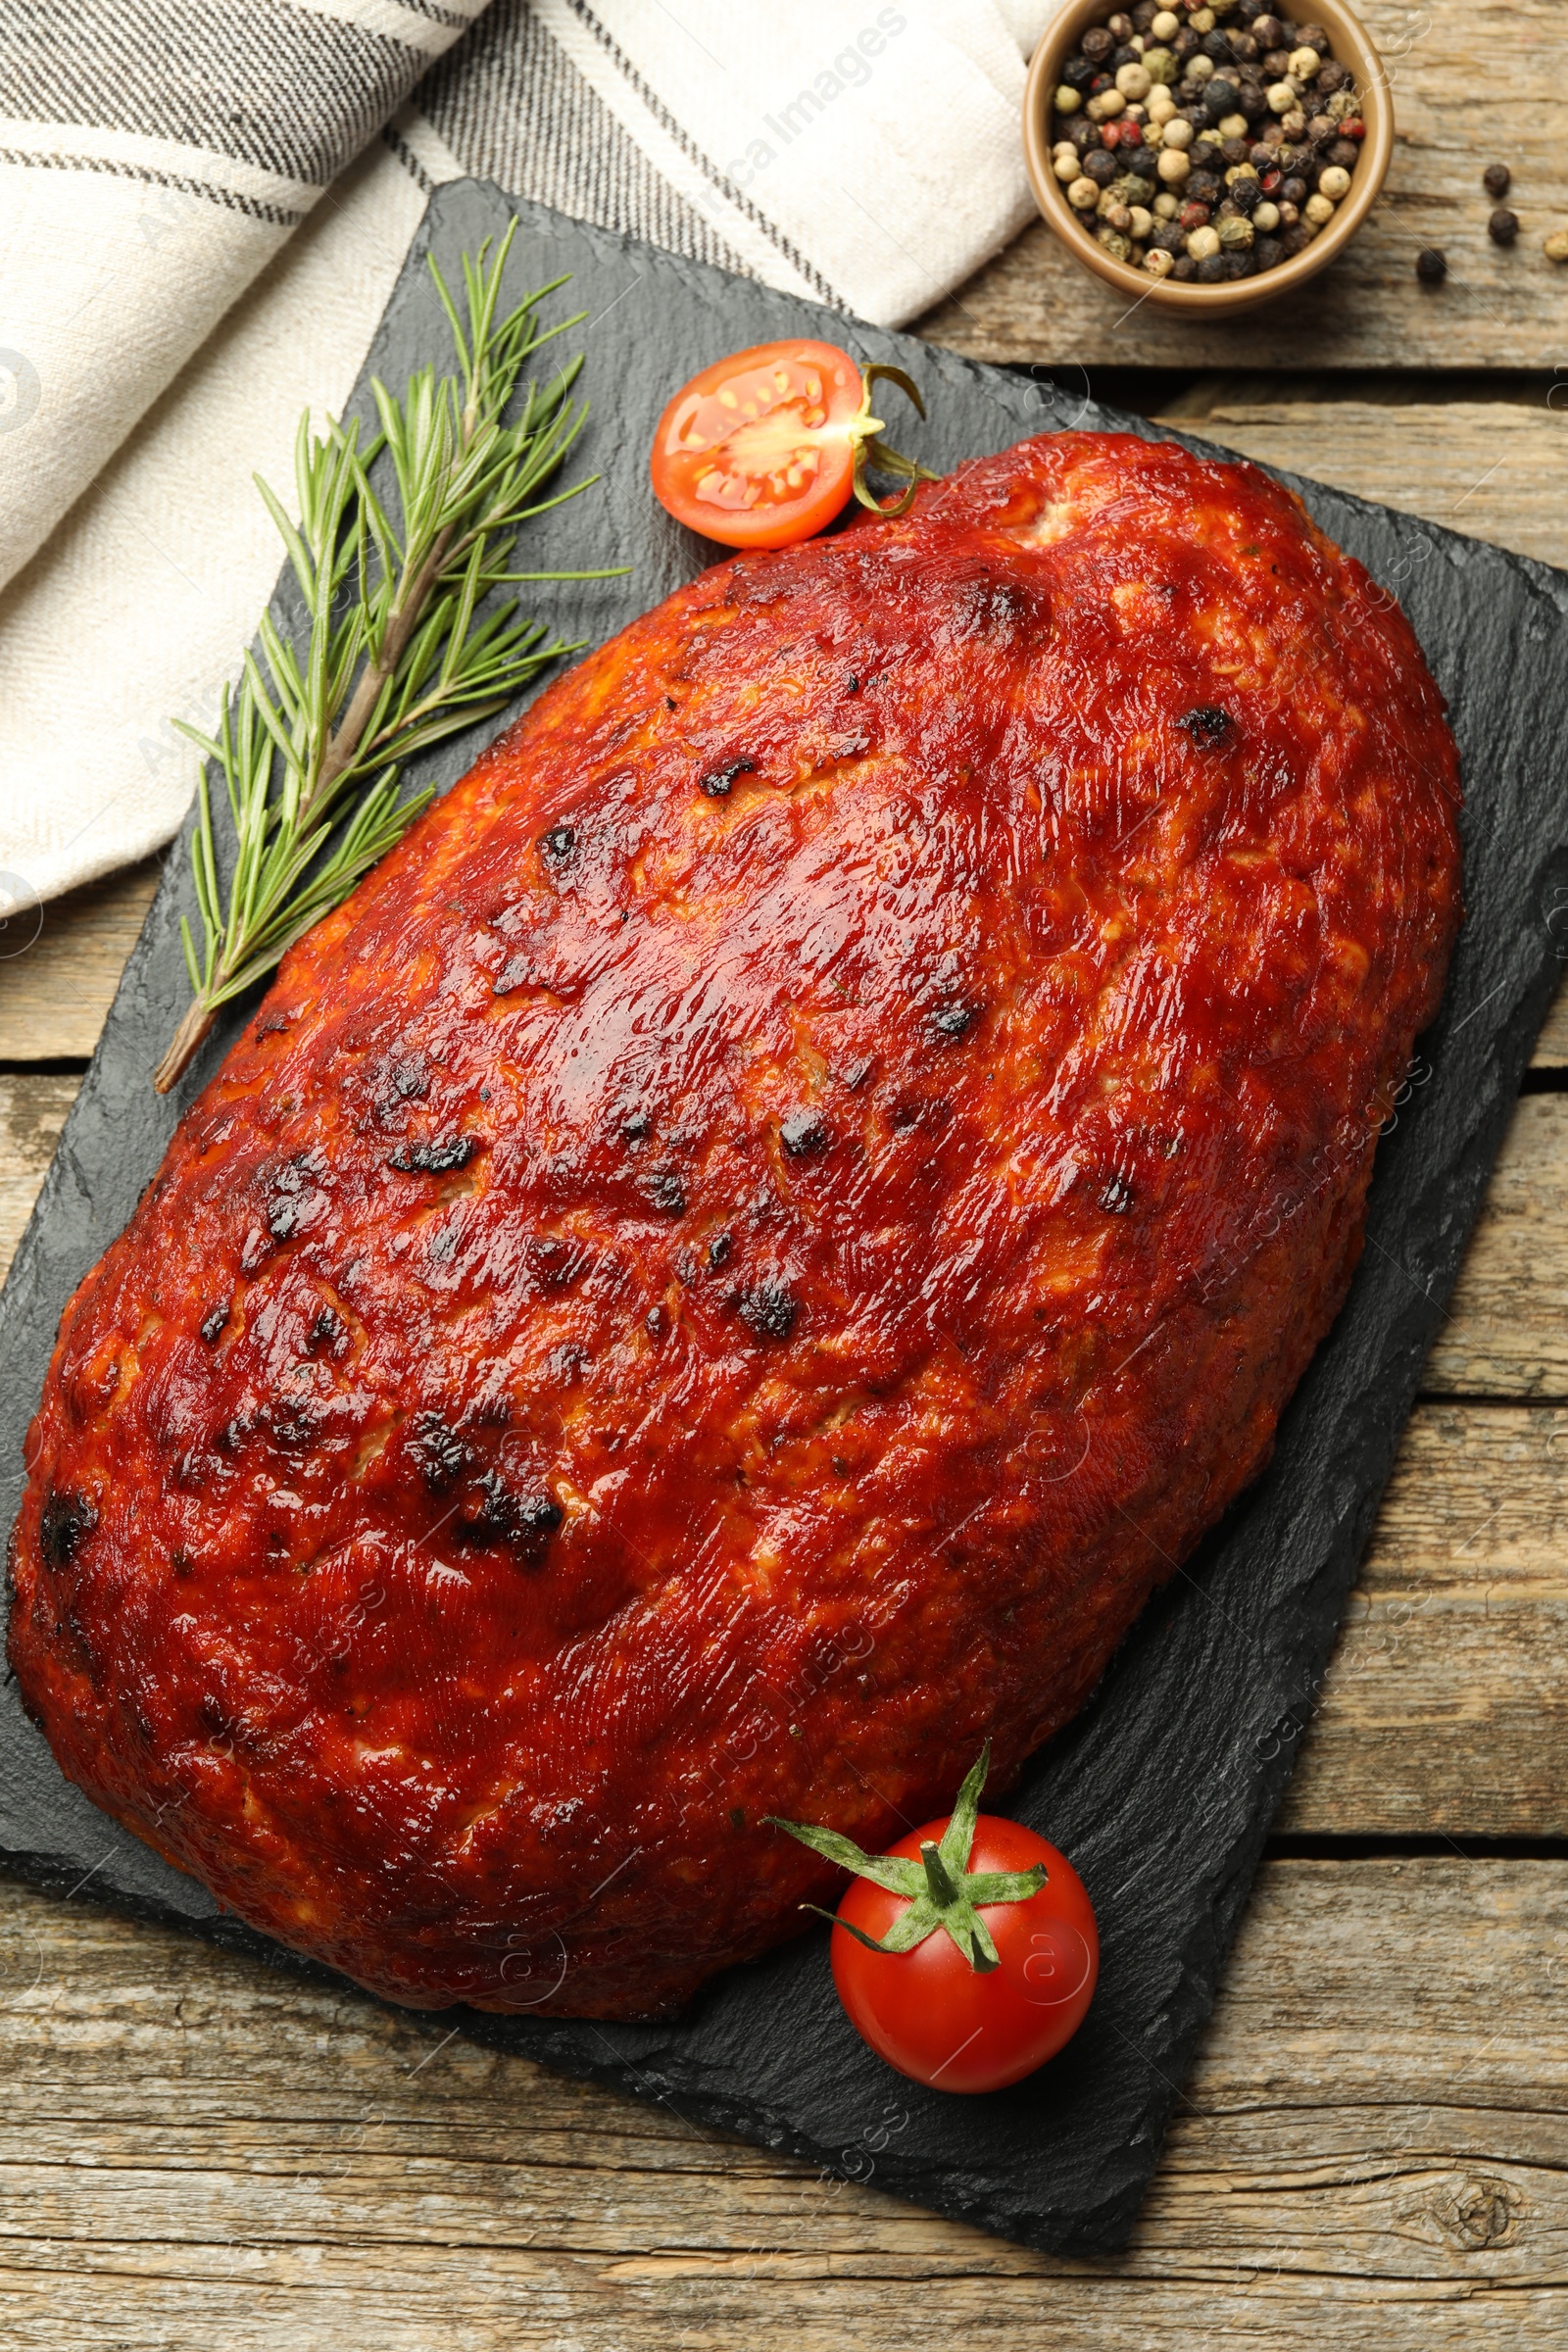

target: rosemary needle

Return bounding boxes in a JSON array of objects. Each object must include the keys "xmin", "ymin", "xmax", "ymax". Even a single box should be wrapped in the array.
[{"xmin": 154, "ymin": 220, "xmax": 623, "ymax": 1094}]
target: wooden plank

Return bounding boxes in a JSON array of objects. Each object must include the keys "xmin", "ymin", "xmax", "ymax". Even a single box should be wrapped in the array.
[
  {"xmin": 0, "ymin": 859, "xmax": 159, "ymax": 1063},
  {"xmin": 1535, "ymin": 989, "xmax": 1568, "ymax": 1066},
  {"xmin": 1279, "ymin": 1401, "xmax": 1568, "ymax": 1833},
  {"xmin": 918, "ymin": 0, "xmax": 1568, "ymax": 370},
  {"xmin": 0, "ymin": 1076, "xmax": 77, "ymax": 1284},
  {"xmin": 0, "ymin": 1066, "xmax": 1563, "ymax": 1831},
  {"xmin": 0, "ymin": 1861, "xmax": 1563, "ymax": 2346},
  {"xmin": 1428, "ymin": 1094, "xmax": 1568, "ymax": 1396},
  {"xmin": 1153, "ymin": 397, "xmax": 1567, "ymax": 570}
]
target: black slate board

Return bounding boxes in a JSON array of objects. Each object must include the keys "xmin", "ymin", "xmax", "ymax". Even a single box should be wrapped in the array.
[{"xmin": 4, "ymin": 182, "xmax": 1568, "ymax": 2257}]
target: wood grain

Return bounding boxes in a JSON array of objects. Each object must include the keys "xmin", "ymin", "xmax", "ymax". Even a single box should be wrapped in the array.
[
  {"xmin": 0, "ymin": 1076, "xmax": 76, "ymax": 1286},
  {"xmin": 1428, "ymin": 1095, "xmax": 1568, "ymax": 1396},
  {"xmin": 918, "ymin": 0, "xmax": 1568, "ymax": 369},
  {"xmin": 1278, "ymin": 1401, "xmax": 1568, "ymax": 1833},
  {"xmin": 0, "ymin": 858, "xmax": 159, "ymax": 1062},
  {"xmin": 1535, "ymin": 987, "xmax": 1568, "ymax": 1066},
  {"xmin": 0, "ymin": 1860, "xmax": 1563, "ymax": 2347}
]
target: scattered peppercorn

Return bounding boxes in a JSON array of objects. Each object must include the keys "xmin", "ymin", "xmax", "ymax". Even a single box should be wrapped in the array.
[
  {"xmin": 1488, "ymin": 207, "xmax": 1519, "ymax": 248},
  {"xmin": 1415, "ymin": 245, "xmax": 1446, "ymax": 284},
  {"xmin": 1546, "ymin": 228, "xmax": 1568, "ymax": 263},
  {"xmin": 1051, "ymin": 0, "xmax": 1366, "ymax": 286},
  {"xmin": 1483, "ymin": 163, "xmax": 1510, "ymax": 199}
]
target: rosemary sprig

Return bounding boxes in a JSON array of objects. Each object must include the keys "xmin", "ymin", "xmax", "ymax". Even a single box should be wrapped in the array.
[{"xmin": 154, "ymin": 220, "xmax": 622, "ymax": 1094}]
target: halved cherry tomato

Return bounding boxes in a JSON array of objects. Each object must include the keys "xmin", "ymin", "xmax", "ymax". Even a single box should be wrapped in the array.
[
  {"xmin": 649, "ymin": 340, "xmax": 930, "ymax": 551},
  {"xmin": 771, "ymin": 1746, "xmax": 1099, "ymax": 2094}
]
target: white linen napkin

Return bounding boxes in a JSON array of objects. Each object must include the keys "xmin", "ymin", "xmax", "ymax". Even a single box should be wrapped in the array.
[{"xmin": 0, "ymin": 0, "xmax": 1054, "ymax": 911}]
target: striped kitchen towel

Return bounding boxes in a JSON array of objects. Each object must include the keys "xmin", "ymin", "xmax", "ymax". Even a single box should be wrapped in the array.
[{"xmin": 0, "ymin": 0, "xmax": 1051, "ymax": 907}]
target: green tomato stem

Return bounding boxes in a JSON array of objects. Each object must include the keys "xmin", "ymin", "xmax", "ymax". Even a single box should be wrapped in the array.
[{"xmin": 767, "ymin": 1742, "xmax": 1049, "ymax": 1975}]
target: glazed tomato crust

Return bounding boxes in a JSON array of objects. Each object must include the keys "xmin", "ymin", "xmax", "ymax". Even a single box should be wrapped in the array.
[{"xmin": 9, "ymin": 433, "xmax": 1461, "ymax": 2020}]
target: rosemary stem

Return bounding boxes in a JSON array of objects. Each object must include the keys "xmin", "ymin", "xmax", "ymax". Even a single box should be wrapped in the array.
[
  {"xmin": 153, "ymin": 997, "xmax": 218, "ymax": 1095},
  {"xmin": 311, "ymin": 520, "xmax": 457, "ymax": 812},
  {"xmin": 308, "ymin": 351, "xmax": 486, "ymax": 813}
]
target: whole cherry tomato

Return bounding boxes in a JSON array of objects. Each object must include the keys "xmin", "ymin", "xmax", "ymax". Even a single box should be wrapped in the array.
[
  {"xmin": 649, "ymin": 339, "xmax": 931, "ymax": 550},
  {"xmin": 771, "ymin": 1747, "xmax": 1099, "ymax": 2093}
]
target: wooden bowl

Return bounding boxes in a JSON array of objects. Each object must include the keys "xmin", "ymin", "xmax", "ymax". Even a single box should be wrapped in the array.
[{"xmin": 1022, "ymin": 0, "xmax": 1392, "ymax": 318}]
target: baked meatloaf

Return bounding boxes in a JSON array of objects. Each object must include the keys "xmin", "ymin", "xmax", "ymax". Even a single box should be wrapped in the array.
[{"xmin": 9, "ymin": 432, "xmax": 1462, "ymax": 2017}]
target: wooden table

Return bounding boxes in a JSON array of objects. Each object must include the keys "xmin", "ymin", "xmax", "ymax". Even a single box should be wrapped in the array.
[{"xmin": 4, "ymin": 6, "xmax": 1567, "ymax": 2337}]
